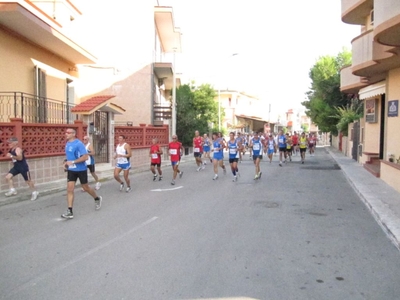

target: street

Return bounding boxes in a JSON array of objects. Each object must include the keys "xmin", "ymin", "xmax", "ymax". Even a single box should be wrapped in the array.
[{"xmin": 1, "ymin": 148, "xmax": 400, "ymax": 300}]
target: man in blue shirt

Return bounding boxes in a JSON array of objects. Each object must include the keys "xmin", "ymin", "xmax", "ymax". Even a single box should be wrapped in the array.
[
  {"xmin": 277, "ymin": 130, "xmax": 287, "ymax": 167},
  {"xmin": 62, "ymin": 128, "xmax": 102, "ymax": 219}
]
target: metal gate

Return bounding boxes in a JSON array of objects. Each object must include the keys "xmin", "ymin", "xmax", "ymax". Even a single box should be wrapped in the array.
[
  {"xmin": 352, "ymin": 121, "xmax": 360, "ymax": 161},
  {"xmin": 93, "ymin": 111, "xmax": 109, "ymax": 163}
]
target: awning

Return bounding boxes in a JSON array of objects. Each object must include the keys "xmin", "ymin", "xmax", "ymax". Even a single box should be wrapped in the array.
[
  {"xmin": 71, "ymin": 95, "xmax": 125, "ymax": 115},
  {"xmin": 359, "ymin": 81, "xmax": 386, "ymax": 100}
]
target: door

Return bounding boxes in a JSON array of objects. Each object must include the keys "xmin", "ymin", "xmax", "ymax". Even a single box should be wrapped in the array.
[
  {"xmin": 93, "ymin": 111, "xmax": 109, "ymax": 163},
  {"xmin": 352, "ymin": 121, "xmax": 360, "ymax": 161}
]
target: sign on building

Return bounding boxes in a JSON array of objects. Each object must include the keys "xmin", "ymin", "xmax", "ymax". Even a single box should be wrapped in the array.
[{"xmin": 388, "ymin": 100, "xmax": 398, "ymax": 117}]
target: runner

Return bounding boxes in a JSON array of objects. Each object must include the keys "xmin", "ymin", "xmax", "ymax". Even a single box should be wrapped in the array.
[
  {"xmin": 114, "ymin": 135, "xmax": 132, "ymax": 192},
  {"xmin": 62, "ymin": 128, "xmax": 102, "ymax": 219},
  {"xmin": 249, "ymin": 132, "xmax": 264, "ymax": 179},
  {"xmin": 212, "ymin": 132, "xmax": 226, "ymax": 180},
  {"xmin": 277, "ymin": 130, "xmax": 287, "ymax": 167},
  {"xmin": 168, "ymin": 135, "xmax": 184, "ymax": 185},
  {"xmin": 266, "ymin": 134, "xmax": 276, "ymax": 163},
  {"xmin": 236, "ymin": 132, "xmax": 244, "ymax": 163},
  {"xmin": 292, "ymin": 131, "xmax": 299, "ymax": 156},
  {"xmin": 285, "ymin": 133, "xmax": 293, "ymax": 162},
  {"xmin": 299, "ymin": 132, "xmax": 308, "ymax": 164},
  {"xmin": 82, "ymin": 136, "xmax": 101, "ymax": 191},
  {"xmin": 4, "ymin": 137, "xmax": 39, "ymax": 201},
  {"xmin": 150, "ymin": 138, "xmax": 163, "ymax": 181},
  {"xmin": 227, "ymin": 132, "xmax": 240, "ymax": 181},
  {"xmin": 202, "ymin": 133, "xmax": 212, "ymax": 164},
  {"xmin": 193, "ymin": 130, "xmax": 204, "ymax": 171},
  {"xmin": 308, "ymin": 133, "xmax": 316, "ymax": 156}
]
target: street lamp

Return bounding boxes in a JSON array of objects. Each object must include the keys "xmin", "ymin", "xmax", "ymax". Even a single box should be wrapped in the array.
[{"xmin": 218, "ymin": 53, "xmax": 238, "ymax": 131}]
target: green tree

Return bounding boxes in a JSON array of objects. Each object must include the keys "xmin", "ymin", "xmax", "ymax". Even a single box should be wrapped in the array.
[
  {"xmin": 334, "ymin": 98, "xmax": 363, "ymax": 135},
  {"xmin": 302, "ymin": 49, "xmax": 352, "ymax": 135},
  {"xmin": 176, "ymin": 83, "xmax": 218, "ymax": 146}
]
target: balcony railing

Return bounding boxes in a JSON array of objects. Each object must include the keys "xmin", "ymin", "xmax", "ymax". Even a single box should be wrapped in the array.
[
  {"xmin": 374, "ymin": 0, "xmax": 400, "ymax": 46},
  {"xmin": 0, "ymin": 92, "xmax": 77, "ymax": 124},
  {"xmin": 341, "ymin": 0, "xmax": 372, "ymax": 25},
  {"xmin": 340, "ymin": 66, "xmax": 368, "ymax": 93},
  {"xmin": 153, "ymin": 104, "xmax": 172, "ymax": 123}
]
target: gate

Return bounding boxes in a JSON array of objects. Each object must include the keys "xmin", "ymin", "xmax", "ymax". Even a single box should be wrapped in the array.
[
  {"xmin": 352, "ymin": 121, "xmax": 360, "ymax": 161},
  {"xmin": 93, "ymin": 111, "xmax": 109, "ymax": 163}
]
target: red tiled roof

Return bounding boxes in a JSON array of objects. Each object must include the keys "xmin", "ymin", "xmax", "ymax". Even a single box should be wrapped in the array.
[{"xmin": 71, "ymin": 95, "xmax": 115, "ymax": 113}]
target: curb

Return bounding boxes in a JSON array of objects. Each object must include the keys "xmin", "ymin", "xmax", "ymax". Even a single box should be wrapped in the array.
[{"xmin": 326, "ymin": 146, "xmax": 400, "ymax": 251}]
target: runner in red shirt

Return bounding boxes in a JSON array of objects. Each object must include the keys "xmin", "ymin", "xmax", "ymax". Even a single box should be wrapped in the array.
[
  {"xmin": 149, "ymin": 138, "xmax": 163, "ymax": 181},
  {"xmin": 291, "ymin": 131, "xmax": 299, "ymax": 156},
  {"xmin": 168, "ymin": 135, "xmax": 184, "ymax": 185},
  {"xmin": 308, "ymin": 133, "xmax": 317, "ymax": 156},
  {"xmin": 193, "ymin": 130, "xmax": 204, "ymax": 171}
]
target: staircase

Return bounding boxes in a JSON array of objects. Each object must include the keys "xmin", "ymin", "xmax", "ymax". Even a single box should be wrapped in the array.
[{"xmin": 363, "ymin": 153, "xmax": 380, "ymax": 177}]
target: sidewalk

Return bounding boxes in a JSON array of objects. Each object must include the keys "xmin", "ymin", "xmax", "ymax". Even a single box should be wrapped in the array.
[{"xmin": 327, "ymin": 146, "xmax": 400, "ymax": 250}]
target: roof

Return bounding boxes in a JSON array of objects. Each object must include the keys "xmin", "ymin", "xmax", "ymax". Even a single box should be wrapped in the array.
[{"xmin": 71, "ymin": 95, "xmax": 125, "ymax": 115}]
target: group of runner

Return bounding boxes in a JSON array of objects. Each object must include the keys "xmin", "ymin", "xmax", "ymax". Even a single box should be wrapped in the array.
[{"xmin": 147, "ymin": 130, "xmax": 318, "ymax": 185}]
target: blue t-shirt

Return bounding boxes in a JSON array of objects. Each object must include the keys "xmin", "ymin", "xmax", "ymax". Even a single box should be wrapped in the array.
[
  {"xmin": 278, "ymin": 135, "xmax": 286, "ymax": 148},
  {"xmin": 252, "ymin": 138, "xmax": 262, "ymax": 156},
  {"xmin": 203, "ymin": 138, "xmax": 211, "ymax": 151},
  {"xmin": 65, "ymin": 139, "xmax": 88, "ymax": 172},
  {"xmin": 213, "ymin": 138, "xmax": 223, "ymax": 159},
  {"xmin": 227, "ymin": 140, "xmax": 239, "ymax": 159}
]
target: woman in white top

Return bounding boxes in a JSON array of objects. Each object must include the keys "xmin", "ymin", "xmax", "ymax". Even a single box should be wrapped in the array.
[{"xmin": 114, "ymin": 135, "xmax": 132, "ymax": 192}]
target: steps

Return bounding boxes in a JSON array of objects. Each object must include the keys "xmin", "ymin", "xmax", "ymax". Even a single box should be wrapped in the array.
[{"xmin": 363, "ymin": 153, "xmax": 380, "ymax": 177}]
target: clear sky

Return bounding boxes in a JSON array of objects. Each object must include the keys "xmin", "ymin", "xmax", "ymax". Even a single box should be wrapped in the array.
[{"xmin": 159, "ymin": 0, "xmax": 361, "ymax": 113}]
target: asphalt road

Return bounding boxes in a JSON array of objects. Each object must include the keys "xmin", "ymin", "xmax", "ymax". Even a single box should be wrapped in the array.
[{"xmin": 1, "ymin": 148, "xmax": 400, "ymax": 300}]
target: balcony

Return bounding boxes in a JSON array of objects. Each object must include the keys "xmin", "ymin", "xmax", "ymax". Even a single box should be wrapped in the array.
[
  {"xmin": 340, "ymin": 66, "xmax": 367, "ymax": 93},
  {"xmin": 374, "ymin": 0, "xmax": 400, "ymax": 46},
  {"xmin": 351, "ymin": 30, "xmax": 400, "ymax": 78},
  {"xmin": 154, "ymin": 6, "xmax": 181, "ymax": 53},
  {"xmin": 0, "ymin": 92, "xmax": 77, "ymax": 124},
  {"xmin": 0, "ymin": 2, "xmax": 96, "ymax": 64},
  {"xmin": 341, "ymin": 0, "xmax": 373, "ymax": 25}
]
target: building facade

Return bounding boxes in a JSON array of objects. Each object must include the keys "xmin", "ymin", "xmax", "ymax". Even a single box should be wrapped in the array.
[
  {"xmin": 0, "ymin": 1, "xmax": 181, "ymax": 189},
  {"xmin": 340, "ymin": 0, "xmax": 400, "ymax": 192}
]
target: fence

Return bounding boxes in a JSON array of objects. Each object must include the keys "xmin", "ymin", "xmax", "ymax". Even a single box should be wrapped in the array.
[
  {"xmin": 0, "ymin": 119, "xmax": 87, "ymax": 161},
  {"xmin": 0, "ymin": 92, "xmax": 77, "ymax": 124},
  {"xmin": 114, "ymin": 124, "xmax": 169, "ymax": 148}
]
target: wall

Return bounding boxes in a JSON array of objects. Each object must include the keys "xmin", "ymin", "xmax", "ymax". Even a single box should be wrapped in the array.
[
  {"xmin": 363, "ymin": 96, "xmax": 381, "ymax": 155},
  {"xmin": 0, "ymin": 28, "xmax": 74, "ymax": 97},
  {"xmin": 385, "ymin": 68, "xmax": 400, "ymax": 161}
]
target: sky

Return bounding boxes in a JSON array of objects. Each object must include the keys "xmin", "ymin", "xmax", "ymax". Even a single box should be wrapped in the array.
[{"xmin": 159, "ymin": 0, "xmax": 361, "ymax": 113}]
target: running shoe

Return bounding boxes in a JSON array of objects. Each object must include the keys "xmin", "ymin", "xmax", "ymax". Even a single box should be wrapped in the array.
[
  {"xmin": 213, "ymin": 174, "xmax": 218, "ymax": 180},
  {"xmin": 95, "ymin": 196, "xmax": 102, "ymax": 210},
  {"xmin": 201, "ymin": 165, "xmax": 205, "ymax": 170},
  {"xmin": 119, "ymin": 182, "xmax": 124, "ymax": 192},
  {"xmin": 210, "ymin": 159, "xmax": 213, "ymax": 163},
  {"xmin": 254, "ymin": 174, "xmax": 259, "ymax": 180},
  {"xmin": 171, "ymin": 180, "xmax": 175, "ymax": 185},
  {"xmin": 153, "ymin": 174, "xmax": 157, "ymax": 181},
  {"xmin": 197, "ymin": 166, "xmax": 201, "ymax": 172},
  {"xmin": 5, "ymin": 189, "xmax": 17, "ymax": 197},
  {"xmin": 179, "ymin": 171, "xmax": 183, "ymax": 178},
  {"xmin": 61, "ymin": 210, "xmax": 73, "ymax": 219},
  {"xmin": 302, "ymin": 161, "xmax": 304, "ymax": 164},
  {"xmin": 258, "ymin": 172, "xmax": 262, "ymax": 179},
  {"xmin": 30, "ymin": 191, "xmax": 39, "ymax": 201},
  {"xmin": 126, "ymin": 187, "xmax": 132, "ymax": 193},
  {"xmin": 95, "ymin": 182, "xmax": 102, "ymax": 190},
  {"xmin": 159, "ymin": 176, "xmax": 163, "ymax": 181},
  {"xmin": 233, "ymin": 175, "xmax": 237, "ymax": 182},
  {"xmin": 279, "ymin": 163, "xmax": 282, "ymax": 167},
  {"xmin": 81, "ymin": 187, "xmax": 86, "ymax": 192}
]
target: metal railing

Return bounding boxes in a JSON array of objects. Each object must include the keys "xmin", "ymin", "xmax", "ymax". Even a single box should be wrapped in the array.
[{"xmin": 0, "ymin": 92, "xmax": 77, "ymax": 124}]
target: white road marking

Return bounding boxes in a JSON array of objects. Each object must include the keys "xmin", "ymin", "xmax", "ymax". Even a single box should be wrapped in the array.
[{"xmin": 150, "ymin": 186, "xmax": 183, "ymax": 192}]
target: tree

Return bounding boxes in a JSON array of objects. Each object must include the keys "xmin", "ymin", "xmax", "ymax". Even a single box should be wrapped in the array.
[
  {"xmin": 334, "ymin": 98, "xmax": 363, "ymax": 136},
  {"xmin": 176, "ymin": 83, "xmax": 218, "ymax": 146},
  {"xmin": 302, "ymin": 49, "xmax": 352, "ymax": 135}
]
